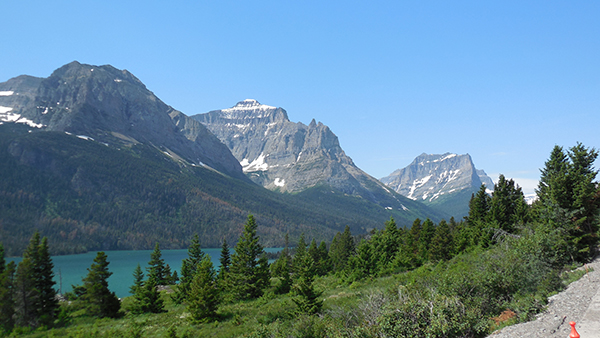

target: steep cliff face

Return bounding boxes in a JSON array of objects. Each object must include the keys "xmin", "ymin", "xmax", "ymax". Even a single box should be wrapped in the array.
[
  {"xmin": 381, "ymin": 153, "xmax": 495, "ymax": 217},
  {"xmin": 193, "ymin": 100, "xmax": 428, "ymax": 212},
  {"xmin": 0, "ymin": 61, "xmax": 245, "ymax": 180}
]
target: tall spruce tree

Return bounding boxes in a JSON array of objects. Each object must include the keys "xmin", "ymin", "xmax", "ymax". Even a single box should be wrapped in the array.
[
  {"xmin": 188, "ymin": 256, "xmax": 220, "ymax": 322},
  {"xmin": 535, "ymin": 143, "xmax": 600, "ymax": 261},
  {"xmin": 81, "ymin": 252, "xmax": 121, "ymax": 318},
  {"xmin": 36, "ymin": 237, "xmax": 58, "ymax": 326},
  {"xmin": 329, "ymin": 225, "xmax": 354, "ymax": 272},
  {"xmin": 174, "ymin": 234, "xmax": 207, "ymax": 303},
  {"xmin": 147, "ymin": 243, "xmax": 167, "ymax": 286},
  {"xmin": 292, "ymin": 233, "xmax": 308, "ymax": 276},
  {"xmin": 13, "ymin": 232, "xmax": 58, "ymax": 328},
  {"xmin": 488, "ymin": 174, "xmax": 529, "ymax": 232},
  {"xmin": 292, "ymin": 253, "xmax": 322, "ymax": 315},
  {"xmin": 127, "ymin": 263, "xmax": 164, "ymax": 314},
  {"xmin": 0, "ymin": 245, "xmax": 15, "ymax": 333},
  {"xmin": 228, "ymin": 215, "xmax": 269, "ymax": 300},
  {"xmin": 14, "ymin": 257, "xmax": 37, "ymax": 328},
  {"xmin": 271, "ymin": 234, "xmax": 292, "ymax": 294},
  {"xmin": 218, "ymin": 238, "xmax": 231, "ymax": 280}
]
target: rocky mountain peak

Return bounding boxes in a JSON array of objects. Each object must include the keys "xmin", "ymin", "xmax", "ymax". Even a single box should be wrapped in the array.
[
  {"xmin": 0, "ymin": 62, "xmax": 247, "ymax": 181},
  {"xmin": 381, "ymin": 153, "xmax": 494, "ymax": 217},
  {"xmin": 192, "ymin": 101, "xmax": 418, "ymax": 213}
]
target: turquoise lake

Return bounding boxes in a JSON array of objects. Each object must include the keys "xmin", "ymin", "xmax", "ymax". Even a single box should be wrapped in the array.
[{"xmin": 7, "ymin": 248, "xmax": 281, "ymax": 298}]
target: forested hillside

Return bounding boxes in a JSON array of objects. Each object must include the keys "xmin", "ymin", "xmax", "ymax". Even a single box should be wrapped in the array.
[
  {"xmin": 0, "ymin": 124, "xmax": 442, "ymax": 256},
  {"xmin": 0, "ymin": 143, "xmax": 597, "ymax": 337}
]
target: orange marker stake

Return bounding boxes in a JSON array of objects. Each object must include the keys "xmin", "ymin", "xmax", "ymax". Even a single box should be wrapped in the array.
[{"xmin": 569, "ymin": 321, "xmax": 580, "ymax": 338}]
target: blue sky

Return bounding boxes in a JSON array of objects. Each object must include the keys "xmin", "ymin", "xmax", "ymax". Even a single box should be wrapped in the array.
[{"xmin": 2, "ymin": 1, "xmax": 599, "ymax": 195}]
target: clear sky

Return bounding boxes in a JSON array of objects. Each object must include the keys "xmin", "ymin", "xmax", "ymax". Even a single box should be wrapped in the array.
[{"xmin": 2, "ymin": 1, "xmax": 599, "ymax": 196}]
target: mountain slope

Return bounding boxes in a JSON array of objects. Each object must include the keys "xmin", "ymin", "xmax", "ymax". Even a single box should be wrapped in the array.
[
  {"xmin": 380, "ymin": 153, "xmax": 494, "ymax": 217},
  {"xmin": 0, "ymin": 61, "xmax": 245, "ymax": 180},
  {"xmin": 0, "ymin": 123, "xmax": 420, "ymax": 256},
  {"xmin": 192, "ymin": 100, "xmax": 442, "ymax": 220}
]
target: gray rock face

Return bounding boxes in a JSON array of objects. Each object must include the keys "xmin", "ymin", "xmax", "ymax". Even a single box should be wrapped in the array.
[
  {"xmin": 381, "ymin": 153, "xmax": 494, "ymax": 203},
  {"xmin": 0, "ymin": 61, "xmax": 245, "ymax": 180},
  {"xmin": 193, "ymin": 100, "xmax": 409, "ymax": 206}
]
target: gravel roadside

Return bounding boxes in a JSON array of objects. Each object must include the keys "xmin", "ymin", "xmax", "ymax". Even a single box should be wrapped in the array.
[{"xmin": 488, "ymin": 255, "xmax": 600, "ymax": 338}]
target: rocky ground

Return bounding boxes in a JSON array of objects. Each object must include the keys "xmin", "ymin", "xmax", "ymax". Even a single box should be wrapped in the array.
[{"xmin": 488, "ymin": 255, "xmax": 600, "ymax": 338}]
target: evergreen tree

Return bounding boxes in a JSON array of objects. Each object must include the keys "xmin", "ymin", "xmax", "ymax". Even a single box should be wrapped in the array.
[
  {"xmin": 347, "ymin": 239, "xmax": 374, "ymax": 281},
  {"xmin": 0, "ymin": 245, "xmax": 15, "ymax": 333},
  {"xmin": 329, "ymin": 226, "xmax": 354, "ymax": 272},
  {"xmin": 229, "ymin": 215, "xmax": 268, "ymax": 300},
  {"xmin": 174, "ymin": 234, "xmax": 208, "ymax": 303},
  {"xmin": 316, "ymin": 241, "xmax": 331, "ymax": 275},
  {"xmin": 218, "ymin": 238, "xmax": 231, "ymax": 280},
  {"xmin": 13, "ymin": 232, "xmax": 58, "ymax": 328},
  {"xmin": 536, "ymin": 145, "xmax": 571, "ymax": 211},
  {"xmin": 81, "ymin": 252, "xmax": 121, "ymax": 318},
  {"xmin": 147, "ymin": 242, "xmax": 167, "ymax": 286},
  {"xmin": 142, "ymin": 279, "xmax": 165, "ymax": 313},
  {"xmin": 36, "ymin": 237, "xmax": 59, "ymax": 326},
  {"xmin": 127, "ymin": 264, "xmax": 163, "ymax": 314},
  {"xmin": 14, "ymin": 257, "xmax": 37, "ymax": 328},
  {"xmin": 467, "ymin": 185, "xmax": 491, "ymax": 226},
  {"xmin": 535, "ymin": 143, "xmax": 600, "ymax": 261},
  {"xmin": 292, "ymin": 233, "xmax": 308, "ymax": 276},
  {"xmin": 488, "ymin": 174, "xmax": 529, "ymax": 232},
  {"xmin": 429, "ymin": 220, "xmax": 452, "ymax": 261},
  {"xmin": 271, "ymin": 234, "xmax": 292, "ymax": 294},
  {"xmin": 292, "ymin": 254, "xmax": 322, "ymax": 315},
  {"xmin": 418, "ymin": 218, "xmax": 436, "ymax": 261},
  {"xmin": 375, "ymin": 217, "xmax": 401, "ymax": 274},
  {"xmin": 188, "ymin": 256, "xmax": 220, "ymax": 322}
]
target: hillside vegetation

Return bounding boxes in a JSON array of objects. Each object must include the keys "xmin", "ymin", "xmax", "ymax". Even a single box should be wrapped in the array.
[
  {"xmin": 0, "ymin": 124, "xmax": 441, "ymax": 256},
  {"xmin": 0, "ymin": 143, "xmax": 597, "ymax": 337}
]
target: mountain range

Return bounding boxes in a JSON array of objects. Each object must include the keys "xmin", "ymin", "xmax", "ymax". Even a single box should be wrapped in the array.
[
  {"xmin": 192, "ymin": 99, "xmax": 427, "ymax": 213},
  {"xmin": 0, "ymin": 62, "xmax": 457, "ymax": 255}
]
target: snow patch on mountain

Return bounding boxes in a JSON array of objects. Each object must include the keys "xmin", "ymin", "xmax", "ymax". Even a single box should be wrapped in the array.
[
  {"xmin": 242, "ymin": 153, "xmax": 269, "ymax": 172},
  {"xmin": 0, "ymin": 110, "xmax": 44, "ymax": 128},
  {"xmin": 0, "ymin": 91, "xmax": 14, "ymax": 96},
  {"xmin": 274, "ymin": 178, "xmax": 285, "ymax": 187}
]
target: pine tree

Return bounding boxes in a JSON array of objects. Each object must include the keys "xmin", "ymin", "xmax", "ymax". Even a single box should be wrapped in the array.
[
  {"xmin": 329, "ymin": 226, "xmax": 354, "ymax": 272},
  {"xmin": 467, "ymin": 185, "xmax": 491, "ymax": 226},
  {"xmin": 174, "ymin": 234, "xmax": 208, "ymax": 303},
  {"xmin": 188, "ymin": 256, "xmax": 219, "ymax": 322},
  {"xmin": 229, "ymin": 215, "xmax": 268, "ymax": 300},
  {"xmin": 13, "ymin": 232, "xmax": 58, "ymax": 328},
  {"xmin": 81, "ymin": 252, "xmax": 121, "ymax": 318},
  {"xmin": 418, "ymin": 218, "xmax": 436, "ymax": 261},
  {"xmin": 127, "ymin": 264, "xmax": 147, "ymax": 314},
  {"xmin": 14, "ymin": 257, "xmax": 38, "ymax": 328},
  {"xmin": 488, "ymin": 174, "xmax": 529, "ymax": 232},
  {"xmin": 292, "ymin": 254, "xmax": 322, "ymax": 315},
  {"xmin": 316, "ymin": 241, "xmax": 331, "ymax": 275},
  {"xmin": 141, "ymin": 279, "xmax": 165, "ymax": 313},
  {"xmin": 0, "ymin": 244, "xmax": 15, "ymax": 333},
  {"xmin": 292, "ymin": 233, "xmax": 308, "ymax": 276},
  {"xmin": 147, "ymin": 243, "xmax": 167, "ymax": 286},
  {"xmin": 429, "ymin": 219, "xmax": 452, "ymax": 261},
  {"xmin": 218, "ymin": 239, "xmax": 231, "ymax": 281},
  {"xmin": 375, "ymin": 217, "xmax": 401, "ymax": 274},
  {"xmin": 36, "ymin": 237, "xmax": 59, "ymax": 326},
  {"xmin": 271, "ymin": 234, "xmax": 292, "ymax": 294},
  {"xmin": 535, "ymin": 143, "xmax": 599, "ymax": 261}
]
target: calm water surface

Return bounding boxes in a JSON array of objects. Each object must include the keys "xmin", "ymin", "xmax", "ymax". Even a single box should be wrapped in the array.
[{"xmin": 7, "ymin": 248, "xmax": 281, "ymax": 298}]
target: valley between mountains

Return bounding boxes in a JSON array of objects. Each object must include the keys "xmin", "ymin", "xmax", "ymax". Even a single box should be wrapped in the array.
[{"xmin": 0, "ymin": 62, "xmax": 483, "ymax": 255}]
